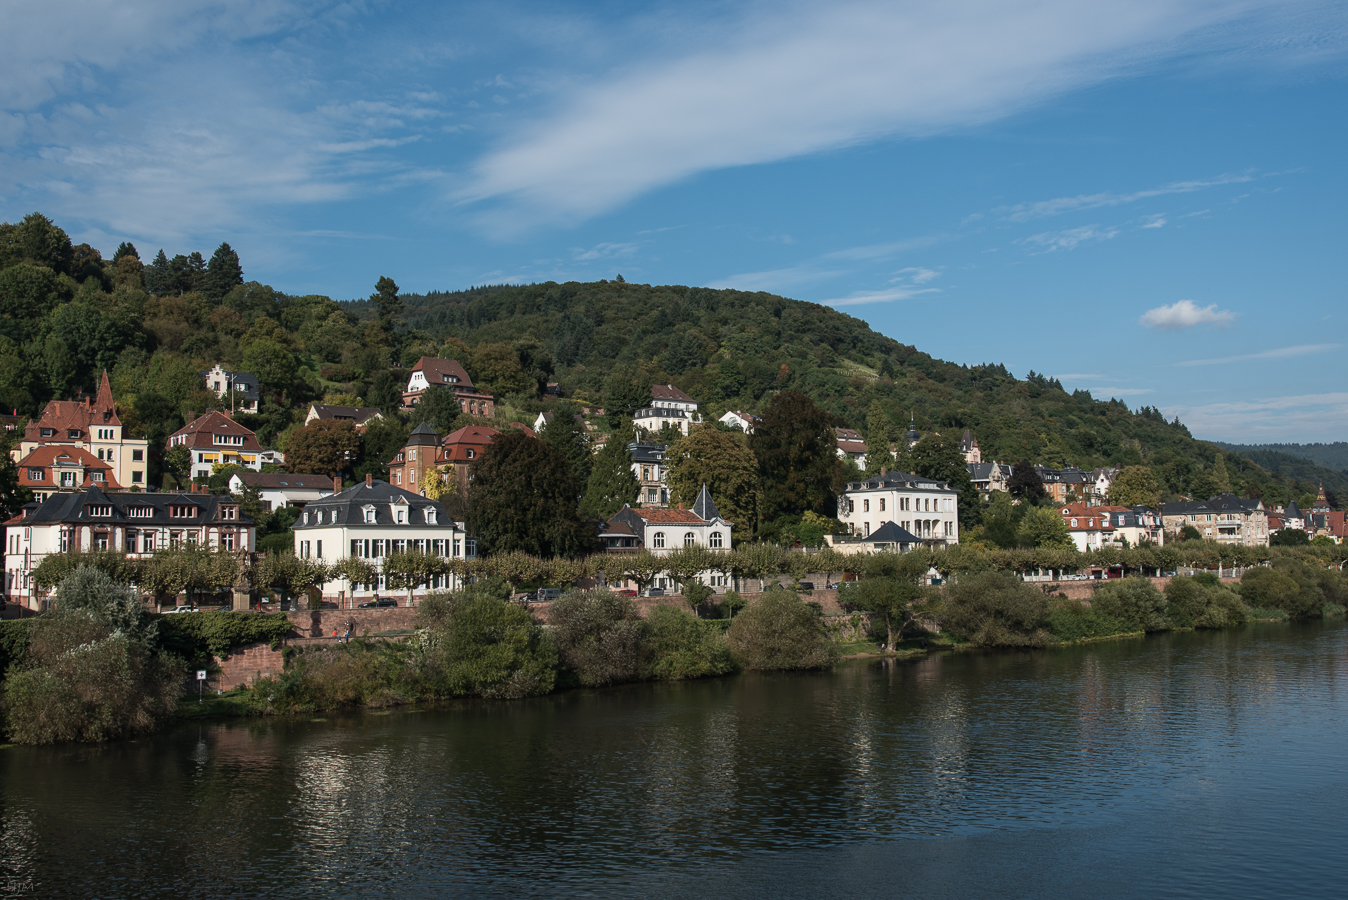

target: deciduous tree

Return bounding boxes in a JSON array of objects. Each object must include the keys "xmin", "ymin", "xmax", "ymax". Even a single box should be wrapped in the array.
[
  {"xmin": 467, "ymin": 431, "xmax": 596, "ymax": 558},
  {"xmin": 666, "ymin": 425, "xmax": 760, "ymax": 536},
  {"xmin": 285, "ymin": 420, "xmax": 361, "ymax": 479}
]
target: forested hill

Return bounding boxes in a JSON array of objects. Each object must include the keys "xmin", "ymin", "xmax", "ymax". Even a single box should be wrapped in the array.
[
  {"xmin": 368, "ymin": 279, "xmax": 1325, "ymax": 508},
  {"xmin": 1215, "ymin": 442, "xmax": 1348, "ymax": 473},
  {"xmin": 1212, "ymin": 443, "xmax": 1348, "ymax": 500}
]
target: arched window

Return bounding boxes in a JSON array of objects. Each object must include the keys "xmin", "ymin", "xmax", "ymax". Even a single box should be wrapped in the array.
[
  {"xmin": 653, "ymin": 532, "xmax": 666, "ymax": 548},
  {"xmin": 709, "ymin": 531, "xmax": 723, "ymax": 548},
  {"xmin": 684, "ymin": 532, "xmax": 696, "ymax": 547}
]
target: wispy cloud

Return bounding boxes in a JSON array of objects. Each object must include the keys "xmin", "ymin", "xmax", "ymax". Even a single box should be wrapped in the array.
[
  {"xmin": 573, "ymin": 241, "xmax": 638, "ymax": 261},
  {"xmin": 1172, "ymin": 343, "xmax": 1338, "ymax": 366},
  {"xmin": 708, "ymin": 264, "xmax": 848, "ymax": 293},
  {"xmin": 1140, "ymin": 299, "xmax": 1236, "ymax": 331},
  {"xmin": 1167, "ymin": 392, "xmax": 1348, "ymax": 442},
  {"xmin": 459, "ymin": 1, "xmax": 1324, "ymax": 226},
  {"xmin": 998, "ymin": 173, "xmax": 1254, "ymax": 222},
  {"xmin": 1021, "ymin": 224, "xmax": 1119, "ymax": 251},
  {"xmin": 822, "ymin": 286, "xmax": 942, "ymax": 307},
  {"xmin": 1140, "ymin": 213, "xmax": 1167, "ymax": 228},
  {"xmin": 1093, "ymin": 387, "xmax": 1155, "ymax": 397}
]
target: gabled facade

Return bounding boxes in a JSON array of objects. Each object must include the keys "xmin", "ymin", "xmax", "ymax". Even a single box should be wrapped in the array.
[
  {"xmin": 13, "ymin": 371, "xmax": 149, "ymax": 489},
  {"xmin": 602, "ymin": 486, "xmax": 732, "ymax": 592},
  {"xmin": 16, "ymin": 445, "xmax": 121, "ymax": 502},
  {"xmin": 838, "ymin": 470, "xmax": 960, "ymax": 546},
  {"xmin": 719, "ymin": 410, "xmax": 759, "ymax": 433},
  {"xmin": 634, "ymin": 385, "xmax": 702, "ymax": 437},
  {"xmin": 168, "ymin": 411, "xmax": 264, "ymax": 479},
  {"xmin": 968, "ymin": 461, "xmax": 1012, "ymax": 494},
  {"xmin": 960, "ymin": 429, "xmax": 981, "ymax": 464},
  {"xmin": 4, "ymin": 486, "xmax": 255, "ymax": 608},
  {"xmin": 388, "ymin": 422, "xmax": 445, "ymax": 493},
  {"xmin": 835, "ymin": 427, "xmax": 868, "ymax": 469},
  {"xmin": 402, "ymin": 357, "xmax": 495, "ymax": 417},
  {"xmin": 292, "ymin": 476, "xmax": 475, "ymax": 600},
  {"xmin": 1162, "ymin": 494, "xmax": 1269, "ymax": 546},
  {"xmin": 203, "ymin": 364, "xmax": 260, "ymax": 414}
]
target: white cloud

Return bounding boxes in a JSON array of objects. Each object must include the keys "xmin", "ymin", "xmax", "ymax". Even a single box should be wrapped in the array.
[
  {"xmin": 1171, "ymin": 342, "xmax": 1338, "ymax": 366},
  {"xmin": 708, "ymin": 264, "xmax": 847, "ymax": 293},
  {"xmin": 998, "ymin": 173, "xmax": 1253, "ymax": 222},
  {"xmin": 822, "ymin": 286, "xmax": 942, "ymax": 307},
  {"xmin": 1167, "ymin": 392, "xmax": 1348, "ymax": 442},
  {"xmin": 895, "ymin": 266, "xmax": 941, "ymax": 284},
  {"xmin": 1141, "ymin": 213, "xmax": 1167, "ymax": 228},
  {"xmin": 573, "ymin": 241, "xmax": 638, "ymax": 261},
  {"xmin": 459, "ymin": 1, "xmax": 1327, "ymax": 225},
  {"xmin": 1021, "ymin": 224, "xmax": 1119, "ymax": 251},
  {"xmin": 1140, "ymin": 299, "xmax": 1236, "ymax": 331},
  {"xmin": 1093, "ymin": 387, "xmax": 1155, "ymax": 397}
]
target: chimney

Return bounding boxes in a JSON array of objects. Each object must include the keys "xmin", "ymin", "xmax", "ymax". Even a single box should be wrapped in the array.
[
  {"xmin": 187, "ymin": 410, "xmax": 195, "ymax": 423},
  {"xmin": 334, "ymin": 475, "xmax": 342, "ymax": 493},
  {"xmin": 880, "ymin": 466, "xmax": 887, "ymax": 477},
  {"xmin": 366, "ymin": 473, "xmax": 373, "ymax": 488}
]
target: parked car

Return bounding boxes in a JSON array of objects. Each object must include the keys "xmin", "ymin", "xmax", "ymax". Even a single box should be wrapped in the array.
[
  {"xmin": 798, "ymin": 582, "xmax": 815, "ymax": 591},
  {"xmin": 646, "ymin": 588, "xmax": 665, "ymax": 597},
  {"xmin": 166, "ymin": 605, "xmax": 199, "ymax": 614},
  {"xmin": 357, "ymin": 597, "xmax": 398, "ymax": 608},
  {"xmin": 826, "ymin": 582, "xmax": 843, "ymax": 590},
  {"xmin": 616, "ymin": 589, "xmax": 638, "ymax": 597}
]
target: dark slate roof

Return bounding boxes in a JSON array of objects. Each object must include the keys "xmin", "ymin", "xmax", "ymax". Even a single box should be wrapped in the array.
[
  {"xmin": 232, "ymin": 472, "xmax": 334, "ymax": 491},
  {"xmin": 407, "ymin": 421, "xmax": 440, "ymax": 446},
  {"xmin": 1163, "ymin": 493, "xmax": 1264, "ymax": 516},
  {"xmin": 634, "ymin": 407, "xmax": 690, "ymax": 420},
  {"xmin": 293, "ymin": 479, "xmax": 458, "ymax": 529},
  {"xmin": 866, "ymin": 521, "xmax": 921, "ymax": 544},
  {"xmin": 968, "ymin": 462, "xmax": 1010, "ymax": 480},
  {"xmin": 846, "ymin": 470, "xmax": 951, "ymax": 492},
  {"xmin": 691, "ymin": 484, "xmax": 721, "ymax": 522},
  {"xmin": 16, "ymin": 486, "xmax": 254, "ymax": 526},
  {"xmin": 309, "ymin": 403, "xmax": 382, "ymax": 424},
  {"xmin": 1285, "ymin": 501, "xmax": 1303, "ymax": 519},
  {"xmin": 627, "ymin": 442, "xmax": 667, "ymax": 463}
]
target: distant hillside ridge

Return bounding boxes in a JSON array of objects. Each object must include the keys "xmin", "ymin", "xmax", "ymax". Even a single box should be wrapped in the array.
[
  {"xmin": 366, "ymin": 279, "xmax": 1325, "ymax": 509},
  {"xmin": 1215, "ymin": 442, "xmax": 1348, "ymax": 473}
]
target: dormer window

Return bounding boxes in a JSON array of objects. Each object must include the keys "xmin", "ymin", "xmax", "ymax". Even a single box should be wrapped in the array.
[
  {"xmin": 396, "ymin": 509, "xmax": 406, "ymax": 524},
  {"xmin": 303, "ymin": 512, "xmax": 310, "ymax": 525},
  {"xmin": 68, "ymin": 429, "xmax": 80, "ymax": 439},
  {"xmin": 41, "ymin": 428, "xmax": 55, "ymax": 438},
  {"xmin": 363, "ymin": 506, "xmax": 377, "ymax": 524},
  {"xmin": 426, "ymin": 509, "xmax": 437, "ymax": 525}
]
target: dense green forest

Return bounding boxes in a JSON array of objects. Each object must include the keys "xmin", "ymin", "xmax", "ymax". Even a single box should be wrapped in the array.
[
  {"xmin": 0, "ymin": 211, "xmax": 1339, "ymax": 520},
  {"xmin": 1215, "ymin": 442, "xmax": 1348, "ymax": 491}
]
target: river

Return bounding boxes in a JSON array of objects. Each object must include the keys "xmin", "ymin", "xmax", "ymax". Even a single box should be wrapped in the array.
[{"xmin": 4, "ymin": 620, "xmax": 1348, "ymax": 898}]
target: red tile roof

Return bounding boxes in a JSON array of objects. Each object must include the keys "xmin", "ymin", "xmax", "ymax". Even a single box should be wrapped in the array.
[
  {"xmin": 24, "ymin": 371, "xmax": 121, "ymax": 442},
  {"xmin": 441, "ymin": 425, "xmax": 501, "ymax": 462},
  {"xmin": 15, "ymin": 445, "xmax": 121, "ymax": 490},
  {"xmin": 629, "ymin": 508, "xmax": 706, "ymax": 524},
  {"xmin": 413, "ymin": 357, "xmax": 475, "ymax": 390},
  {"xmin": 651, "ymin": 384, "xmax": 694, "ymax": 404},
  {"xmin": 167, "ymin": 411, "xmax": 262, "ymax": 451}
]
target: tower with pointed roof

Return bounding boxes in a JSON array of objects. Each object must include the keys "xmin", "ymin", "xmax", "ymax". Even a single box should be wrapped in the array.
[
  {"xmin": 905, "ymin": 414, "xmax": 922, "ymax": 448},
  {"xmin": 13, "ymin": 370, "xmax": 150, "ymax": 490},
  {"xmin": 691, "ymin": 483, "xmax": 720, "ymax": 522}
]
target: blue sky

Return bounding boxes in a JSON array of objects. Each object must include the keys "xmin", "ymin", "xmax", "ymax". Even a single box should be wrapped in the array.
[{"xmin": 2, "ymin": 0, "xmax": 1346, "ymax": 442}]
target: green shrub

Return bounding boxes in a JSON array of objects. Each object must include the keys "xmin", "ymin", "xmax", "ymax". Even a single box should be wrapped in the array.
[
  {"xmin": 249, "ymin": 642, "xmax": 414, "ymax": 714},
  {"xmin": 3, "ymin": 567, "xmax": 185, "ymax": 744},
  {"xmin": 1241, "ymin": 560, "xmax": 1325, "ymax": 618},
  {"xmin": 1046, "ymin": 600, "xmax": 1130, "ymax": 642},
  {"xmin": 0, "ymin": 620, "xmax": 35, "ymax": 679},
  {"xmin": 1164, "ymin": 577, "xmax": 1249, "ymax": 629},
  {"xmin": 548, "ymin": 589, "xmax": 644, "ymax": 687},
  {"xmin": 641, "ymin": 605, "xmax": 736, "ymax": 680},
  {"xmin": 939, "ymin": 571, "xmax": 1051, "ymax": 647},
  {"xmin": 1091, "ymin": 578, "xmax": 1170, "ymax": 633},
  {"xmin": 727, "ymin": 587, "xmax": 835, "ymax": 670},
  {"xmin": 414, "ymin": 584, "xmax": 557, "ymax": 699}
]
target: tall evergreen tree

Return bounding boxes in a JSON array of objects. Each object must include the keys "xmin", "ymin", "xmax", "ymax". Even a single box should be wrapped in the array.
[
  {"xmin": 580, "ymin": 424, "xmax": 639, "ymax": 520},
  {"xmin": 540, "ymin": 412, "xmax": 592, "ymax": 488},
  {"xmin": 204, "ymin": 242, "xmax": 243, "ymax": 302},
  {"xmin": 1008, "ymin": 459, "xmax": 1046, "ymax": 503},
  {"xmin": 112, "ymin": 241, "xmax": 139, "ymax": 262},
  {"xmin": 863, "ymin": 401, "xmax": 893, "ymax": 476},
  {"xmin": 372, "ymin": 276, "xmax": 402, "ymax": 335},
  {"xmin": 749, "ymin": 390, "xmax": 837, "ymax": 522},
  {"xmin": 908, "ymin": 432, "xmax": 978, "ymax": 527},
  {"xmin": 144, "ymin": 250, "xmax": 169, "ymax": 295}
]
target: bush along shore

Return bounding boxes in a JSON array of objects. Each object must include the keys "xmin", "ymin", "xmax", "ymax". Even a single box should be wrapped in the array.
[{"xmin": 3, "ymin": 558, "xmax": 1347, "ymax": 743}]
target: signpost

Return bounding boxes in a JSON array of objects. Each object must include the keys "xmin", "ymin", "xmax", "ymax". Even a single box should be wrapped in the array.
[{"xmin": 196, "ymin": 669, "xmax": 207, "ymax": 702}]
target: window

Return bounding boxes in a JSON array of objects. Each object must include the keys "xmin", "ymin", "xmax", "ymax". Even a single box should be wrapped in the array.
[
  {"xmin": 863, "ymin": 499, "xmax": 870, "ymax": 512},
  {"xmin": 647, "ymin": 489, "xmax": 658, "ymax": 503},
  {"xmin": 222, "ymin": 532, "xmax": 235, "ymax": 551},
  {"xmin": 98, "ymin": 449, "xmax": 105, "ymax": 460},
  {"xmin": 316, "ymin": 540, "xmax": 322, "ymax": 558},
  {"xmin": 684, "ymin": 532, "xmax": 696, "ymax": 547},
  {"xmin": 27, "ymin": 468, "xmax": 43, "ymax": 481},
  {"xmin": 107, "ymin": 450, "xmax": 113, "ymax": 461},
  {"xmin": 300, "ymin": 540, "xmax": 311, "ymax": 558},
  {"xmin": 848, "ymin": 499, "xmax": 854, "ymax": 513},
  {"xmin": 92, "ymin": 472, "xmax": 104, "ymax": 482},
  {"xmin": 60, "ymin": 471, "xmax": 77, "ymax": 487},
  {"xmin": 128, "ymin": 506, "xmax": 152, "ymax": 518},
  {"xmin": 709, "ymin": 531, "xmax": 723, "ymax": 548},
  {"xmin": 60, "ymin": 529, "xmax": 71, "ymax": 552},
  {"xmin": 40, "ymin": 428, "xmax": 54, "ymax": 438},
  {"xmin": 396, "ymin": 509, "xmax": 406, "ymax": 524},
  {"xmin": 87, "ymin": 505, "xmax": 112, "ymax": 517},
  {"xmin": 653, "ymin": 531, "xmax": 666, "ymax": 549},
  {"xmin": 466, "ymin": 449, "xmax": 475, "ymax": 459},
  {"xmin": 143, "ymin": 531, "xmax": 155, "ymax": 552},
  {"xmin": 94, "ymin": 534, "xmax": 108, "ymax": 550},
  {"xmin": 126, "ymin": 531, "xmax": 138, "ymax": 553},
  {"xmin": 303, "ymin": 512, "xmax": 309, "ymax": 525},
  {"xmin": 221, "ymin": 506, "xmax": 237, "ymax": 520},
  {"xmin": 67, "ymin": 429, "xmax": 80, "ymax": 439},
  {"xmin": 880, "ymin": 498, "xmax": 886, "ymax": 511},
  {"xmin": 426, "ymin": 509, "xmax": 437, "ymax": 525},
  {"xmin": 643, "ymin": 466, "xmax": 651, "ymax": 481},
  {"xmin": 466, "ymin": 538, "xmax": 477, "ymax": 557}
]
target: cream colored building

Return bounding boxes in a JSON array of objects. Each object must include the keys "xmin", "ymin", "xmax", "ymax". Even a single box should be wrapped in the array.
[
  {"xmin": 12, "ymin": 372, "xmax": 150, "ymax": 489},
  {"xmin": 1162, "ymin": 494, "xmax": 1269, "ymax": 546},
  {"xmin": 838, "ymin": 470, "xmax": 960, "ymax": 546}
]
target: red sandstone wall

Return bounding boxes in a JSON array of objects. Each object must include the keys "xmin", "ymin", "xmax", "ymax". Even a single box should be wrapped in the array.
[
  {"xmin": 283, "ymin": 605, "xmax": 420, "ymax": 639},
  {"xmin": 211, "ymin": 641, "xmax": 285, "ymax": 691}
]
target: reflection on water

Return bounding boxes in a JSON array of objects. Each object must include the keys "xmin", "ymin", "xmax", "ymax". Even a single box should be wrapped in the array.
[{"xmin": 4, "ymin": 621, "xmax": 1348, "ymax": 898}]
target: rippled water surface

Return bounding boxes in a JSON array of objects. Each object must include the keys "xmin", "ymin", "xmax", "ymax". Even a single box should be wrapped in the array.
[{"xmin": 5, "ymin": 620, "xmax": 1348, "ymax": 898}]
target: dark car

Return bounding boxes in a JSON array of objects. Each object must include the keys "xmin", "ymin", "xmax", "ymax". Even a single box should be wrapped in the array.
[
  {"xmin": 646, "ymin": 588, "xmax": 665, "ymax": 597},
  {"xmin": 357, "ymin": 597, "xmax": 398, "ymax": 608},
  {"xmin": 798, "ymin": 582, "xmax": 815, "ymax": 591}
]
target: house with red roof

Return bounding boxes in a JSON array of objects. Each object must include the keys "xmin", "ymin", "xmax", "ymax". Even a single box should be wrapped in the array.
[
  {"xmin": 402, "ymin": 357, "xmax": 495, "ymax": 417},
  {"xmin": 167, "ymin": 411, "xmax": 264, "ymax": 480},
  {"xmin": 12, "ymin": 371, "xmax": 150, "ymax": 489},
  {"xmin": 15, "ymin": 446, "xmax": 122, "ymax": 502},
  {"xmin": 601, "ymin": 486, "xmax": 732, "ymax": 593}
]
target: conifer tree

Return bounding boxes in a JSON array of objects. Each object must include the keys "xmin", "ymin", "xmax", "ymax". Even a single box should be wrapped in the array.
[
  {"xmin": 372, "ymin": 276, "xmax": 402, "ymax": 335},
  {"xmin": 204, "ymin": 242, "xmax": 243, "ymax": 301},
  {"xmin": 863, "ymin": 402, "xmax": 893, "ymax": 476},
  {"xmin": 581, "ymin": 423, "xmax": 639, "ymax": 521},
  {"xmin": 540, "ymin": 412, "xmax": 592, "ymax": 488},
  {"xmin": 144, "ymin": 249, "xmax": 170, "ymax": 295},
  {"xmin": 112, "ymin": 241, "xmax": 139, "ymax": 262}
]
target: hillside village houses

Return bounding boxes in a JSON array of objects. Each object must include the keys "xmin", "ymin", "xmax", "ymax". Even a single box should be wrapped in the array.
[
  {"xmin": 630, "ymin": 441, "xmax": 671, "ymax": 507},
  {"xmin": 202, "ymin": 363, "xmax": 259, "ymax": 414},
  {"xmin": 718, "ymin": 410, "xmax": 759, "ymax": 433},
  {"xmin": 168, "ymin": 411, "xmax": 264, "ymax": 481},
  {"xmin": 1056, "ymin": 502, "xmax": 1165, "ymax": 551},
  {"xmin": 11, "ymin": 372, "xmax": 150, "ymax": 489},
  {"xmin": 835, "ymin": 428, "xmax": 867, "ymax": 469},
  {"xmin": 16, "ymin": 446, "xmax": 121, "ymax": 503},
  {"xmin": 402, "ymin": 357, "xmax": 495, "ymax": 418},
  {"xmin": 292, "ymin": 475, "xmax": 474, "ymax": 602},
  {"xmin": 5, "ymin": 486, "xmax": 255, "ymax": 609}
]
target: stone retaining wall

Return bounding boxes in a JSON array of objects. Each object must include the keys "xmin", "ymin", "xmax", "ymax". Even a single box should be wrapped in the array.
[
  {"xmin": 283, "ymin": 605, "xmax": 420, "ymax": 639},
  {"xmin": 1029, "ymin": 576, "xmax": 1240, "ymax": 600},
  {"xmin": 211, "ymin": 641, "xmax": 285, "ymax": 691}
]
